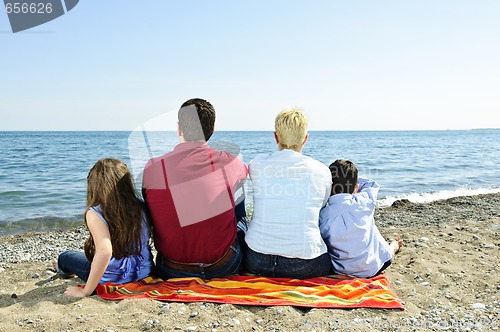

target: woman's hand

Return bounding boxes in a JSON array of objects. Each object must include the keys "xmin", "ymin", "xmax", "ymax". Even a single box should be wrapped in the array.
[{"xmin": 64, "ymin": 285, "xmax": 90, "ymax": 298}]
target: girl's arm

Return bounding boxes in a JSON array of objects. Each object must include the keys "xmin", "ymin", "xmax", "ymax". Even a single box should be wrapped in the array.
[{"xmin": 64, "ymin": 210, "xmax": 112, "ymax": 297}]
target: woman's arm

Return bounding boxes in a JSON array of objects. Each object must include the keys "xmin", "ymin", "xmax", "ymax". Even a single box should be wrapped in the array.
[{"xmin": 64, "ymin": 210, "xmax": 112, "ymax": 297}]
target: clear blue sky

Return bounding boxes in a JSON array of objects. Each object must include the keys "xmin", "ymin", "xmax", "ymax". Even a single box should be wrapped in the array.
[{"xmin": 1, "ymin": 1, "xmax": 499, "ymax": 131}]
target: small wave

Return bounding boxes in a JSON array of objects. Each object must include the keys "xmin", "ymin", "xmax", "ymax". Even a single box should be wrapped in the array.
[
  {"xmin": 0, "ymin": 190, "xmax": 32, "ymax": 197},
  {"xmin": 0, "ymin": 216, "xmax": 81, "ymax": 236},
  {"xmin": 378, "ymin": 187, "xmax": 500, "ymax": 207}
]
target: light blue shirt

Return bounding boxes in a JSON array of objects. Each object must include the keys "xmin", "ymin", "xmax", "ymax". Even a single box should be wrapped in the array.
[{"xmin": 319, "ymin": 178, "xmax": 392, "ymax": 278}]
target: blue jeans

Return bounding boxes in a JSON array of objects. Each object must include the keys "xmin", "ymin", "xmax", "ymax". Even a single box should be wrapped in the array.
[
  {"xmin": 155, "ymin": 200, "xmax": 247, "ymax": 280},
  {"xmin": 57, "ymin": 250, "xmax": 91, "ymax": 282},
  {"xmin": 244, "ymin": 247, "xmax": 332, "ymax": 279}
]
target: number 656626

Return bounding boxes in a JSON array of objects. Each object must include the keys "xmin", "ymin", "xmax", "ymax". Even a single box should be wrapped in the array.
[{"xmin": 5, "ymin": 2, "xmax": 53, "ymax": 14}]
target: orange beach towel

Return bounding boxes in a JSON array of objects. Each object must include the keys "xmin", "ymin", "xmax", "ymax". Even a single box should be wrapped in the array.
[{"xmin": 96, "ymin": 274, "xmax": 404, "ymax": 310}]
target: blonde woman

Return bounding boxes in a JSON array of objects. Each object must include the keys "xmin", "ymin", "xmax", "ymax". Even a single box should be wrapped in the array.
[
  {"xmin": 244, "ymin": 108, "xmax": 332, "ymax": 278},
  {"xmin": 56, "ymin": 158, "xmax": 154, "ymax": 297}
]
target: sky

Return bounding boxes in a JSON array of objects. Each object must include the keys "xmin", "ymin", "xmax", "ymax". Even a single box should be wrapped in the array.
[{"xmin": 1, "ymin": 1, "xmax": 499, "ymax": 131}]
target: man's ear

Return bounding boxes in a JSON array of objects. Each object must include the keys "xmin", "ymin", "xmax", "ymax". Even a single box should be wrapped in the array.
[
  {"xmin": 177, "ymin": 122, "xmax": 184, "ymax": 142},
  {"xmin": 274, "ymin": 132, "xmax": 279, "ymax": 144}
]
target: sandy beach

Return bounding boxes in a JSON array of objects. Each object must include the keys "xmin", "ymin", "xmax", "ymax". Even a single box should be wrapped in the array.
[{"xmin": 1, "ymin": 193, "xmax": 499, "ymax": 331}]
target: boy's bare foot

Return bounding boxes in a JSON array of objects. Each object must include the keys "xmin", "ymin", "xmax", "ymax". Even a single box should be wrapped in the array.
[{"xmin": 390, "ymin": 236, "xmax": 404, "ymax": 255}]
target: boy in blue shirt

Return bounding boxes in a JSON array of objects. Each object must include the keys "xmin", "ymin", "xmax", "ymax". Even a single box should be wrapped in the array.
[{"xmin": 319, "ymin": 159, "xmax": 403, "ymax": 278}]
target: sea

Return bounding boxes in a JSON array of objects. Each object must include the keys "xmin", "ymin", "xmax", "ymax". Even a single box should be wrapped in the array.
[{"xmin": 0, "ymin": 130, "xmax": 499, "ymax": 236}]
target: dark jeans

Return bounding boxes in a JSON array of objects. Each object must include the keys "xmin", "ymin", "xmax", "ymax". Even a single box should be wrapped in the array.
[
  {"xmin": 57, "ymin": 250, "xmax": 91, "ymax": 281},
  {"xmin": 155, "ymin": 200, "xmax": 247, "ymax": 280},
  {"xmin": 244, "ymin": 247, "xmax": 332, "ymax": 279}
]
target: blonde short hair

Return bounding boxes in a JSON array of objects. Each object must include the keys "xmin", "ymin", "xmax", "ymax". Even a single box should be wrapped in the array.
[{"xmin": 275, "ymin": 107, "xmax": 309, "ymax": 150}]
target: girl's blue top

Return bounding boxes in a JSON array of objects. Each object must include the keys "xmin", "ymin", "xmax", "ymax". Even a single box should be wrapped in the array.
[{"xmin": 90, "ymin": 205, "xmax": 154, "ymax": 284}]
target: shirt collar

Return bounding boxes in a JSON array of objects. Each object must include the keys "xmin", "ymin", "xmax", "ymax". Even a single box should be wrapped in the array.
[
  {"xmin": 173, "ymin": 141, "xmax": 208, "ymax": 152},
  {"xmin": 274, "ymin": 149, "xmax": 302, "ymax": 156},
  {"xmin": 328, "ymin": 193, "xmax": 353, "ymax": 205}
]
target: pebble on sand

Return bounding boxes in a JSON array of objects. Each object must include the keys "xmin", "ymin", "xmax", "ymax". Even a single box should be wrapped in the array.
[{"xmin": 472, "ymin": 303, "xmax": 486, "ymax": 310}]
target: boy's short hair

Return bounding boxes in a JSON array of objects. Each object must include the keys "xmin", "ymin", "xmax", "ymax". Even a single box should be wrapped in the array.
[
  {"xmin": 275, "ymin": 107, "xmax": 308, "ymax": 150},
  {"xmin": 178, "ymin": 98, "xmax": 215, "ymax": 142},
  {"xmin": 329, "ymin": 159, "xmax": 358, "ymax": 195}
]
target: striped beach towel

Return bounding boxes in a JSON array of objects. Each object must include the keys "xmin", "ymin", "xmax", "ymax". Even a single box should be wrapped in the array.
[{"xmin": 96, "ymin": 274, "xmax": 404, "ymax": 309}]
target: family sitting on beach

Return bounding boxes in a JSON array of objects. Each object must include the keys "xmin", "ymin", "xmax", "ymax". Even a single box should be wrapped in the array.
[{"xmin": 55, "ymin": 98, "xmax": 403, "ymax": 297}]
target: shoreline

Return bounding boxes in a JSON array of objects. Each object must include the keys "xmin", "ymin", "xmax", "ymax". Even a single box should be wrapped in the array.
[
  {"xmin": 0, "ymin": 193, "xmax": 499, "ymax": 331},
  {"xmin": 2, "ymin": 189, "xmax": 500, "ymax": 238}
]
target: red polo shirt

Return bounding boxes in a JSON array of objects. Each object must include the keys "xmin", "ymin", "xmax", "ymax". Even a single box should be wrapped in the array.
[{"xmin": 142, "ymin": 142, "xmax": 248, "ymax": 263}]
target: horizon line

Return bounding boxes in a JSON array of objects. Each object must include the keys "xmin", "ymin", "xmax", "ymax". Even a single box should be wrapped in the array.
[{"xmin": 0, "ymin": 128, "xmax": 499, "ymax": 133}]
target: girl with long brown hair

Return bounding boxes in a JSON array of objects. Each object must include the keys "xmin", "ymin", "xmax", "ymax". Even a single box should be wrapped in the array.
[{"xmin": 56, "ymin": 158, "xmax": 154, "ymax": 297}]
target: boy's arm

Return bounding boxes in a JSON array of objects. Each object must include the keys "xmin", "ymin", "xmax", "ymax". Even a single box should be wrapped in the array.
[{"xmin": 357, "ymin": 177, "xmax": 380, "ymax": 202}]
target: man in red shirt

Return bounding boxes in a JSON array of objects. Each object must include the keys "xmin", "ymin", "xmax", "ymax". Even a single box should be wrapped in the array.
[{"xmin": 142, "ymin": 98, "xmax": 248, "ymax": 279}]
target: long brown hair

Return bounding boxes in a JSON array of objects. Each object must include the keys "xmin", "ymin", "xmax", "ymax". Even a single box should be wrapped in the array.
[{"xmin": 84, "ymin": 158, "xmax": 145, "ymax": 260}]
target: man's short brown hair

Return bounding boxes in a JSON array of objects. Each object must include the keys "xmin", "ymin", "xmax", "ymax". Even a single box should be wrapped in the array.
[{"xmin": 178, "ymin": 98, "xmax": 216, "ymax": 142}]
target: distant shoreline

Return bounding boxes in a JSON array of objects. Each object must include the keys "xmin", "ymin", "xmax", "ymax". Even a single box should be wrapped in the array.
[{"xmin": 0, "ymin": 128, "xmax": 499, "ymax": 133}]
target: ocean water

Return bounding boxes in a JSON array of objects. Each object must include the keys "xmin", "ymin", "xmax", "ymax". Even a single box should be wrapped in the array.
[{"xmin": 0, "ymin": 130, "xmax": 499, "ymax": 235}]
